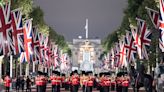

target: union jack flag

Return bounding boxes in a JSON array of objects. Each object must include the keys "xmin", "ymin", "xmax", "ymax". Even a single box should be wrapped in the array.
[
  {"xmin": 20, "ymin": 52, "xmax": 26, "ymax": 63},
  {"xmin": 60, "ymin": 53, "xmax": 69, "ymax": 71},
  {"xmin": 0, "ymin": 2, "xmax": 11, "ymax": 55},
  {"xmin": 10, "ymin": 8, "xmax": 24, "ymax": 55},
  {"xmin": 136, "ymin": 18, "xmax": 151, "ymax": 60},
  {"xmin": 145, "ymin": 7, "xmax": 159, "ymax": 28},
  {"xmin": 53, "ymin": 45, "xmax": 59, "ymax": 68},
  {"xmin": 23, "ymin": 19, "xmax": 33, "ymax": 62},
  {"xmin": 44, "ymin": 36, "xmax": 49, "ymax": 62},
  {"xmin": 38, "ymin": 33, "xmax": 45, "ymax": 62},
  {"xmin": 119, "ymin": 37, "xmax": 127, "ymax": 67},
  {"xmin": 114, "ymin": 42, "xmax": 120, "ymax": 67},
  {"xmin": 110, "ymin": 48, "xmax": 115, "ymax": 69},
  {"xmin": 124, "ymin": 31, "xmax": 137, "ymax": 63},
  {"xmin": 32, "ymin": 27, "xmax": 40, "ymax": 62},
  {"xmin": 159, "ymin": 0, "xmax": 164, "ymax": 52},
  {"xmin": 131, "ymin": 26, "xmax": 143, "ymax": 59}
]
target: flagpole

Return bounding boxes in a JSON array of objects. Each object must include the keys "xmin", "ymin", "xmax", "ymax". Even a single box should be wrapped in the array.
[
  {"xmin": 26, "ymin": 62, "xmax": 29, "ymax": 77},
  {"xmin": 10, "ymin": 55, "xmax": 13, "ymax": 78},
  {"xmin": 0, "ymin": 56, "xmax": 3, "ymax": 79},
  {"xmin": 85, "ymin": 19, "xmax": 88, "ymax": 39},
  {"xmin": 33, "ymin": 61, "xmax": 35, "ymax": 73},
  {"xmin": 20, "ymin": 62, "xmax": 22, "ymax": 76}
]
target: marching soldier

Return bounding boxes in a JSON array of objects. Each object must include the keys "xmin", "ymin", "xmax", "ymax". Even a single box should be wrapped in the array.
[
  {"xmin": 99, "ymin": 72, "xmax": 105, "ymax": 92},
  {"xmin": 110, "ymin": 74, "xmax": 116, "ymax": 91},
  {"xmin": 35, "ymin": 71, "xmax": 43, "ymax": 92},
  {"xmin": 50, "ymin": 71, "xmax": 61, "ymax": 92},
  {"xmin": 71, "ymin": 70, "xmax": 80, "ymax": 92},
  {"xmin": 103, "ymin": 73, "xmax": 111, "ymax": 92},
  {"xmin": 61, "ymin": 74, "xmax": 66, "ymax": 88},
  {"xmin": 42, "ymin": 73, "xmax": 47, "ymax": 92},
  {"xmin": 116, "ymin": 73, "xmax": 123, "ymax": 92},
  {"xmin": 65, "ymin": 74, "xmax": 71, "ymax": 90},
  {"xmin": 86, "ymin": 71, "xmax": 94, "ymax": 92},
  {"xmin": 122, "ymin": 74, "xmax": 130, "ymax": 92},
  {"xmin": 4, "ymin": 74, "xmax": 11, "ymax": 92},
  {"xmin": 80, "ymin": 71, "xmax": 87, "ymax": 92}
]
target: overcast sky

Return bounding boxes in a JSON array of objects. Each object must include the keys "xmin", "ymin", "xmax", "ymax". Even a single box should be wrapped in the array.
[{"xmin": 34, "ymin": 0, "xmax": 127, "ymax": 42}]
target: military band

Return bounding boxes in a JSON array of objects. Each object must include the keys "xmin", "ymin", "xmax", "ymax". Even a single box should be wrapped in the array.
[{"xmin": 34, "ymin": 70, "xmax": 129, "ymax": 92}]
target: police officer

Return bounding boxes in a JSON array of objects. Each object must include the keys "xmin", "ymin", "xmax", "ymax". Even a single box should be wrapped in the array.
[
  {"xmin": 71, "ymin": 70, "xmax": 80, "ymax": 92},
  {"xmin": 4, "ymin": 74, "xmax": 11, "ymax": 92}
]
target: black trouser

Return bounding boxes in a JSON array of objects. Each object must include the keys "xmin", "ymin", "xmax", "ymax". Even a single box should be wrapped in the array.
[
  {"xmin": 111, "ymin": 84, "xmax": 115, "ymax": 91},
  {"xmin": 116, "ymin": 85, "xmax": 122, "ymax": 92},
  {"xmin": 26, "ymin": 85, "xmax": 31, "ymax": 92},
  {"xmin": 86, "ymin": 86, "xmax": 92, "ymax": 92},
  {"xmin": 37, "ymin": 86, "xmax": 43, "ymax": 92},
  {"xmin": 21, "ymin": 84, "xmax": 24, "ymax": 91},
  {"xmin": 65, "ymin": 83, "xmax": 69, "ymax": 90},
  {"xmin": 5, "ymin": 87, "xmax": 9, "ymax": 92},
  {"xmin": 52, "ymin": 85, "xmax": 60, "ymax": 92},
  {"xmin": 16, "ymin": 85, "xmax": 20, "ymax": 91},
  {"xmin": 100, "ymin": 86, "xmax": 103, "ymax": 92},
  {"xmin": 122, "ymin": 86, "xmax": 128, "ymax": 92},
  {"xmin": 72, "ymin": 85, "xmax": 79, "ymax": 92},
  {"xmin": 43, "ymin": 84, "xmax": 46, "ymax": 92},
  {"xmin": 82, "ymin": 85, "xmax": 87, "ymax": 92},
  {"xmin": 103, "ymin": 86, "xmax": 109, "ymax": 92}
]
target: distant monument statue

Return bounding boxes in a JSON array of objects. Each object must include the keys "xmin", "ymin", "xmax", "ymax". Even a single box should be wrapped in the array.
[
  {"xmin": 78, "ymin": 19, "xmax": 95, "ymax": 71},
  {"xmin": 70, "ymin": 19, "xmax": 102, "ymax": 73}
]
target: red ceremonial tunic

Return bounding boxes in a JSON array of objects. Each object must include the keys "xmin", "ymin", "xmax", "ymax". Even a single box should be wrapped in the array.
[
  {"xmin": 37, "ymin": 77, "xmax": 44, "ymax": 86},
  {"xmin": 122, "ymin": 80, "xmax": 129, "ymax": 87},
  {"xmin": 4, "ymin": 76, "xmax": 11, "ymax": 87},
  {"xmin": 35, "ymin": 76, "xmax": 40, "ymax": 86},
  {"xmin": 104, "ymin": 79, "xmax": 111, "ymax": 86},
  {"xmin": 111, "ymin": 79, "xmax": 116, "ymax": 85},
  {"xmin": 71, "ymin": 75, "xmax": 80, "ymax": 85},
  {"xmin": 50, "ymin": 76, "xmax": 61, "ymax": 85}
]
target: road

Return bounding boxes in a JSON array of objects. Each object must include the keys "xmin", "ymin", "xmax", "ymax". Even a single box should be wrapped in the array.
[{"xmin": 1, "ymin": 84, "xmax": 145, "ymax": 92}]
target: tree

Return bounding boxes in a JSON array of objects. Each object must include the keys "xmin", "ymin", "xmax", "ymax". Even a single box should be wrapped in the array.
[{"xmin": 11, "ymin": 0, "xmax": 33, "ymax": 19}]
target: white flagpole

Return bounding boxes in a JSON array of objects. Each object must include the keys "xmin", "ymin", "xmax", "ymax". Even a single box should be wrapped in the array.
[
  {"xmin": 85, "ymin": 19, "xmax": 88, "ymax": 39},
  {"xmin": 26, "ymin": 62, "xmax": 29, "ymax": 76},
  {"xmin": 0, "ymin": 56, "xmax": 3, "ymax": 79},
  {"xmin": 10, "ymin": 55, "xmax": 13, "ymax": 78},
  {"xmin": 20, "ymin": 63, "xmax": 22, "ymax": 76},
  {"xmin": 33, "ymin": 61, "xmax": 35, "ymax": 73}
]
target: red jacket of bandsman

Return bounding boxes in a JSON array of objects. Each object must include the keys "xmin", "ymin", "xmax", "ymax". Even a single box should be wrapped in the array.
[
  {"xmin": 35, "ymin": 76, "xmax": 45, "ymax": 86},
  {"xmin": 4, "ymin": 76, "xmax": 11, "ymax": 87},
  {"xmin": 122, "ymin": 79, "xmax": 129, "ymax": 87},
  {"xmin": 116, "ymin": 77, "xmax": 122, "ymax": 86},
  {"xmin": 87, "ymin": 77, "xmax": 94, "ymax": 86},
  {"xmin": 50, "ymin": 76, "xmax": 61, "ymax": 85},
  {"xmin": 81, "ymin": 77, "xmax": 87, "ymax": 86},
  {"xmin": 65, "ymin": 77, "xmax": 71, "ymax": 84},
  {"xmin": 71, "ymin": 75, "xmax": 80, "ymax": 85},
  {"xmin": 103, "ymin": 78, "xmax": 111, "ymax": 86}
]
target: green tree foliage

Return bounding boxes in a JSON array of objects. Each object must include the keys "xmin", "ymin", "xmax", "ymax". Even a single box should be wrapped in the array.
[
  {"xmin": 102, "ymin": 0, "xmax": 159, "ymax": 69},
  {"xmin": 30, "ymin": 6, "xmax": 49, "ymax": 35},
  {"xmin": 11, "ymin": 0, "xmax": 33, "ymax": 19}
]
